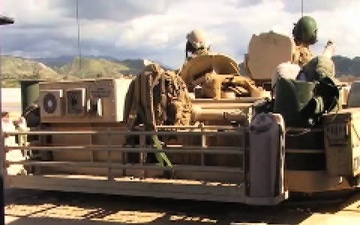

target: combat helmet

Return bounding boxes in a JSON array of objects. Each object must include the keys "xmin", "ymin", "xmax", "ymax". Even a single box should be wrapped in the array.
[
  {"xmin": 292, "ymin": 16, "xmax": 318, "ymax": 45},
  {"xmin": 185, "ymin": 29, "xmax": 210, "ymax": 59}
]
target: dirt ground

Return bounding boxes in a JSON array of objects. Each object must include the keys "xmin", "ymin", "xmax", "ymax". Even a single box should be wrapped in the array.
[{"xmin": 4, "ymin": 188, "xmax": 360, "ymax": 225}]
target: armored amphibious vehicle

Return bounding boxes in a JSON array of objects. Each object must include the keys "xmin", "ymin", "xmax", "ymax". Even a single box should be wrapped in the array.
[{"xmin": 3, "ymin": 31, "xmax": 360, "ymax": 205}]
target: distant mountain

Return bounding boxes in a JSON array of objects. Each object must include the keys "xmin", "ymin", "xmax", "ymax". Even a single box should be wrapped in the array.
[
  {"xmin": 2, "ymin": 54, "xmax": 360, "ymax": 88},
  {"xmin": 1, "ymin": 56, "xmax": 64, "ymax": 87},
  {"xmin": 34, "ymin": 55, "xmax": 122, "ymax": 68},
  {"xmin": 34, "ymin": 55, "xmax": 171, "ymax": 72},
  {"xmin": 0, "ymin": 55, "xmax": 152, "ymax": 87},
  {"xmin": 332, "ymin": 55, "xmax": 360, "ymax": 76},
  {"xmin": 58, "ymin": 57, "xmax": 149, "ymax": 79},
  {"xmin": 34, "ymin": 55, "xmax": 75, "ymax": 68}
]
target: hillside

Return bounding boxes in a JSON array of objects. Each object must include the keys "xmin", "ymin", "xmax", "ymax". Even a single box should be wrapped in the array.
[
  {"xmin": 34, "ymin": 55, "xmax": 75, "ymax": 68},
  {"xmin": 1, "ymin": 56, "xmax": 150, "ymax": 87},
  {"xmin": 58, "ymin": 57, "xmax": 148, "ymax": 79},
  {"xmin": 332, "ymin": 56, "xmax": 360, "ymax": 76},
  {"xmin": 59, "ymin": 57, "xmax": 126, "ymax": 79},
  {"xmin": 2, "ymin": 54, "xmax": 360, "ymax": 88},
  {"xmin": 1, "ymin": 56, "xmax": 63, "ymax": 87}
]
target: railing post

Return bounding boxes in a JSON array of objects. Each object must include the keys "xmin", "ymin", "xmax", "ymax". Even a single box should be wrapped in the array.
[
  {"xmin": 106, "ymin": 128, "xmax": 113, "ymax": 181},
  {"xmin": 139, "ymin": 126, "xmax": 147, "ymax": 178}
]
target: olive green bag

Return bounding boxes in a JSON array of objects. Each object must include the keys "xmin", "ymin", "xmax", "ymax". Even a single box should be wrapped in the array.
[
  {"xmin": 274, "ymin": 76, "xmax": 339, "ymax": 127},
  {"xmin": 274, "ymin": 77, "xmax": 317, "ymax": 127}
]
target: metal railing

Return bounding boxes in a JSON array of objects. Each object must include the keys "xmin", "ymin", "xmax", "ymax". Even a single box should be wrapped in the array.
[{"xmin": 4, "ymin": 125, "xmax": 247, "ymax": 182}]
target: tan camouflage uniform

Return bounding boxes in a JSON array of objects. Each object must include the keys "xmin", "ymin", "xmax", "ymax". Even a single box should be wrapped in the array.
[
  {"xmin": 292, "ymin": 44, "xmax": 314, "ymax": 67},
  {"xmin": 186, "ymin": 48, "xmax": 210, "ymax": 61}
]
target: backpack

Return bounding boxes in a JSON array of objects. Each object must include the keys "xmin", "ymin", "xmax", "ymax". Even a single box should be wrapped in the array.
[
  {"xmin": 126, "ymin": 63, "xmax": 192, "ymax": 168},
  {"xmin": 152, "ymin": 67, "xmax": 192, "ymax": 126},
  {"xmin": 127, "ymin": 63, "xmax": 192, "ymax": 129}
]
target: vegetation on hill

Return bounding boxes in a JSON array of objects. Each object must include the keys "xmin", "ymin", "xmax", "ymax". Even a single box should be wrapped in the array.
[
  {"xmin": 333, "ymin": 56, "xmax": 360, "ymax": 76},
  {"xmin": 1, "ymin": 55, "xmax": 360, "ymax": 88},
  {"xmin": 59, "ymin": 57, "xmax": 130, "ymax": 79},
  {"xmin": 60, "ymin": 57, "xmax": 148, "ymax": 79},
  {"xmin": 1, "ymin": 56, "xmax": 149, "ymax": 87},
  {"xmin": 1, "ymin": 56, "xmax": 63, "ymax": 87}
]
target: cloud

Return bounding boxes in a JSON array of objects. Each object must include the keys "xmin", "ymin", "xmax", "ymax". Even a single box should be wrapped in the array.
[
  {"xmin": 2, "ymin": 0, "xmax": 69, "ymax": 26},
  {"xmin": 225, "ymin": 0, "xmax": 264, "ymax": 8},
  {"xmin": 52, "ymin": 0, "xmax": 171, "ymax": 21},
  {"xmin": 1, "ymin": 0, "xmax": 360, "ymax": 69},
  {"xmin": 282, "ymin": 0, "xmax": 359, "ymax": 13},
  {"xmin": 2, "ymin": 28, "xmax": 77, "ymax": 58}
]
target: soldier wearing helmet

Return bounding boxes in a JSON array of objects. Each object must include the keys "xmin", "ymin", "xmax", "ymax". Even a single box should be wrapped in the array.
[
  {"xmin": 291, "ymin": 16, "xmax": 318, "ymax": 67},
  {"xmin": 185, "ymin": 29, "xmax": 211, "ymax": 61}
]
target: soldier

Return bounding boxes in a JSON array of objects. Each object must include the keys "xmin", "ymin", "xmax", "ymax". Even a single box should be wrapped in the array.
[
  {"xmin": 291, "ymin": 16, "xmax": 318, "ymax": 67},
  {"xmin": 185, "ymin": 29, "xmax": 211, "ymax": 61}
]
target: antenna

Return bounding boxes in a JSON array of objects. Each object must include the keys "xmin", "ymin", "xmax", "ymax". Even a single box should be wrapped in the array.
[
  {"xmin": 76, "ymin": 0, "xmax": 82, "ymax": 72},
  {"xmin": 301, "ymin": 0, "xmax": 304, "ymax": 17}
]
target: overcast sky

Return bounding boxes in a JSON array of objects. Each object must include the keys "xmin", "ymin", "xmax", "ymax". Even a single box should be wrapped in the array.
[{"xmin": 1, "ymin": 0, "xmax": 360, "ymax": 69}]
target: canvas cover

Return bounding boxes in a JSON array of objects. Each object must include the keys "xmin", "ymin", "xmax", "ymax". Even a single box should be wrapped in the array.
[
  {"xmin": 274, "ymin": 74, "xmax": 340, "ymax": 127},
  {"xmin": 274, "ymin": 77, "xmax": 317, "ymax": 127}
]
